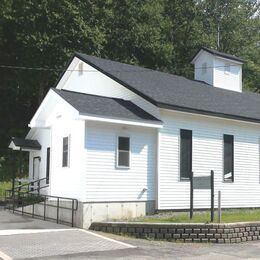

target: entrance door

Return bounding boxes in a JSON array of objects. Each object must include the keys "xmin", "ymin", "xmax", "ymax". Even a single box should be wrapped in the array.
[{"xmin": 33, "ymin": 157, "xmax": 41, "ymax": 180}]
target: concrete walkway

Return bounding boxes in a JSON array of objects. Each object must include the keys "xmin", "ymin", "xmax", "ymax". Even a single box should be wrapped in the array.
[{"xmin": 1, "ymin": 210, "xmax": 260, "ymax": 259}]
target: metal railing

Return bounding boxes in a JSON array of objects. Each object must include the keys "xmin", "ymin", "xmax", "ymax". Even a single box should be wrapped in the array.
[
  {"xmin": 4, "ymin": 177, "xmax": 78, "ymax": 227},
  {"xmin": 10, "ymin": 177, "xmax": 48, "ymax": 195},
  {"xmin": 6, "ymin": 192, "xmax": 78, "ymax": 227}
]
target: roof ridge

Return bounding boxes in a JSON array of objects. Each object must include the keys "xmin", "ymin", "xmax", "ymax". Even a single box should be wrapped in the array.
[
  {"xmin": 73, "ymin": 54, "xmax": 260, "ymax": 99},
  {"xmin": 201, "ymin": 47, "xmax": 244, "ymax": 63},
  {"xmin": 75, "ymin": 52, "xmax": 155, "ymax": 72},
  {"xmin": 75, "ymin": 52, "xmax": 219, "ymax": 89},
  {"xmin": 74, "ymin": 53, "xmax": 158, "ymax": 105}
]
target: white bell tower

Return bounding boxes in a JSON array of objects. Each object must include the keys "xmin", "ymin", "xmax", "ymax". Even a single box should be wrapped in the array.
[{"xmin": 191, "ymin": 47, "xmax": 244, "ymax": 92}]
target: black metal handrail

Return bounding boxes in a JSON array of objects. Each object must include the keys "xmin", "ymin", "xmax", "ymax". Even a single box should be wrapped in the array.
[
  {"xmin": 7, "ymin": 191, "xmax": 78, "ymax": 227},
  {"xmin": 4, "ymin": 177, "xmax": 78, "ymax": 227},
  {"xmin": 5, "ymin": 177, "xmax": 48, "ymax": 198}
]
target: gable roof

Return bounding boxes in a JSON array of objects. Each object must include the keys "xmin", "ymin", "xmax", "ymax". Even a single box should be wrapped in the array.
[
  {"xmin": 9, "ymin": 137, "xmax": 41, "ymax": 150},
  {"xmin": 52, "ymin": 88, "xmax": 161, "ymax": 125},
  {"xmin": 74, "ymin": 52, "xmax": 260, "ymax": 124},
  {"xmin": 192, "ymin": 47, "xmax": 244, "ymax": 64}
]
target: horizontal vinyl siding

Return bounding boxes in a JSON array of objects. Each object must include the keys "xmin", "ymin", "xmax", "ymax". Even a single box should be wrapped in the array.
[
  {"xmin": 49, "ymin": 103, "xmax": 85, "ymax": 200},
  {"xmin": 159, "ymin": 110, "xmax": 260, "ymax": 210},
  {"xmin": 85, "ymin": 122, "xmax": 156, "ymax": 202},
  {"xmin": 213, "ymin": 57, "xmax": 242, "ymax": 92}
]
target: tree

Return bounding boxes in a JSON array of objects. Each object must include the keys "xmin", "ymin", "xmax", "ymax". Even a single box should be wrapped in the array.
[
  {"xmin": 0, "ymin": 0, "xmax": 109, "ymax": 179},
  {"xmin": 163, "ymin": 0, "xmax": 204, "ymax": 77},
  {"xmin": 0, "ymin": 0, "xmax": 259, "ymax": 181},
  {"xmin": 104, "ymin": 0, "xmax": 173, "ymax": 70},
  {"xmin": 196, "ymin": 0, "xmax": 260, "ymax": 91}
]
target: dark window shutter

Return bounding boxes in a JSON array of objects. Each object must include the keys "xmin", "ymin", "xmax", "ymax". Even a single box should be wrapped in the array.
[{"xmin": 180, "ymin": 129, "xmax": 192, "ymax": 179}]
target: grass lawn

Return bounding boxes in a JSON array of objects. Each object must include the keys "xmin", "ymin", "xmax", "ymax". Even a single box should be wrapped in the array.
[
  {"xmin": 0, "ymin": 182, "xmax": 12, "ymax": 201},
  {"xmin": 134, "ymin": 209, "xmax": 260, "ymax": 223}
]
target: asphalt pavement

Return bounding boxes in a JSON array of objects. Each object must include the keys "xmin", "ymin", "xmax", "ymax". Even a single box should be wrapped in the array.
[{"xmin": 0, "ymin": 210, "xmax": 260, "ymax": 259}]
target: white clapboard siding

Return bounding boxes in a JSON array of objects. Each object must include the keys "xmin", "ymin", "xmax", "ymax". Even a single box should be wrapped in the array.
[
  {"xmin": 158, "ymin": 109, "xmax": 260, "ymax": 210},
  {"xmin": 50, "ymin": 119, "xmax": 85, "ymax": 199},
  {"xmin": 44, "ymin": 101, "xmax": 86, "ymax": 200},
  {"xmin": 59, "ymin": 57, "xmax": 161, "ymax": 119},
  {"xmin": 84, "ymin": 121, "xmax": 156, "ymax": 202},
  {"xmin": 213, "ymin": 56, "xmax": 242, "ymax": 92}
]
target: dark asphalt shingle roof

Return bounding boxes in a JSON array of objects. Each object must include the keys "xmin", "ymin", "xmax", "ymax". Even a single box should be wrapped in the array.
[
  {"xmin": 75, "ymin": 52, "xmax": 260, "ymax": 123},
  {"xmin": 10, "ymin": 137, "xmax": 41, "ymax": 150},
  {"xmin": 194, "ymin": 47, "xmax": 244, "ymax": 63},
  {"xmin": 52, "ymin": 88, "xmax": 161, "ymax": 124}
]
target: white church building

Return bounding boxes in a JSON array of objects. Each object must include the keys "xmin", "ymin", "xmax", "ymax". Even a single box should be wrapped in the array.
[{"xmin": 9, "ymin": 47, "xmax": 260, "ymax": 228}]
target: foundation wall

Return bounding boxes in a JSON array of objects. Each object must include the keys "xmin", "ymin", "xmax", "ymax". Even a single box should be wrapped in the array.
[
  {"xmin": 90, "ymin": 222, "xmax": 260, "ymax": 243},
  {"xmin": 19, "ymin": 200, "xmax": 155, "ymax": 229}
]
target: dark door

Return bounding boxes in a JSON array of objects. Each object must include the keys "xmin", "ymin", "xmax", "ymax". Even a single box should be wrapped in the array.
[{"xmin": 46, "ymin": 148, "xmax": 50, "ymax": 184}]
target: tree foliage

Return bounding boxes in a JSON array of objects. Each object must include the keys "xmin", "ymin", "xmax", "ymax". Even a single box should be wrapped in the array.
[{"xmin": 0, "ymin": 0, "xmax": 259, "ymax": 180}]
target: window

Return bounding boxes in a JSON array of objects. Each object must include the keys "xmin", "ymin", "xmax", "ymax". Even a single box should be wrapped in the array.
[
  {"xmin": 46, "ymin": 148, "xmax": 50, "ymax": 184},
  {"xmin": 223, "ymin": 134, "xmax": 234, "ymax": 182},
  {"xmin": 224, "ymin": 63, "xmax": 230, "ymax": 74},
  {"xmin": 62, "ymin": 137, "xmax": 69, "ymax": 167},
  {"xmin": 180, "ymin": 129, "xmax": 192, "ymax": 180},
  {"xmin": 202, "ymin": 62, "xmax": 207, "ymax": 75},
  {"xmin": 117, "ymin": 136, "xmax": 130, "ymax": 168}
]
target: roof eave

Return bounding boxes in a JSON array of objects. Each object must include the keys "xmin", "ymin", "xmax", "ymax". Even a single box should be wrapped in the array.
[
  {"xmin": 158, "ymin": 103, "xmax": 260, "ymax": 125},
  {"xmin": 8, "ymin": 139, "xmax": 41, "ymax": 151},
  {"xmin": 78, "ymin": 113, "xmax": 163, "ymax": 128},
  {"xmin": 191, "ymin": 47, "xmax": 244, "ymax": 65}
]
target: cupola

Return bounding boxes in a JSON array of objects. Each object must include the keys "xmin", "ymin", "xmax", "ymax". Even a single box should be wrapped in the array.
[{"xmin": 191, "ymin": 47, "xmax": 244, "ymax": 92}]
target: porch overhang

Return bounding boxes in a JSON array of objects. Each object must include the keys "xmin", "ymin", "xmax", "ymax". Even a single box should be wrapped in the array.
[{"xmin": 8, "ymin": 137, "xmax": 41, "ymax": 151}]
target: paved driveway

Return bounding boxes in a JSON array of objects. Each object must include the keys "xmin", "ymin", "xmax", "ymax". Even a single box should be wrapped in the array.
[
  {"xmin": 0, "ymin": 210, "xmax": 134, "ymax": 259},
  {"xmin": 1, "ymin": 210, "xmax": 260, "ymax": 259},
  {"xmin": 0, "ymin": 210, "xmax": 69, "ymax": 230}
]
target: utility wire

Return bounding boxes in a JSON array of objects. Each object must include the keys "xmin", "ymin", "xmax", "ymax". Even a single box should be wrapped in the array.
[
  {"xmin": 0, "ymin": 63, "xmax": 241, "ymax": 72},
  {"xmin": 0, "ymin": 65, "xmax": 64, "ymax": 71}
]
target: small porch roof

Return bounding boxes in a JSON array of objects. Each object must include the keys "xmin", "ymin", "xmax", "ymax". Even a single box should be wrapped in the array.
[{"xmin": 8, "ymin": 137, "xmax": 41, "ymax": 151}]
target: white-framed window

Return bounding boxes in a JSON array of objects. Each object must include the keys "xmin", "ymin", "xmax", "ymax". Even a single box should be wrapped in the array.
[
  {"xmin": 202, "ymin": 62, "xmax": 207, "ymax": 75},
  {"xmin": 62, "ymin": 136, "xmax": 70, "ymax": 167},
  {"xmin": 223, "ymin": 134, "xmax": 234, "ymax": 182},
  {"xmin": 224, "ymin": 63, "xmax": 231, "ymax": 74},
  {"xmin": 117, "ymin": 136, "xmax": 130, "ymax": 168}
]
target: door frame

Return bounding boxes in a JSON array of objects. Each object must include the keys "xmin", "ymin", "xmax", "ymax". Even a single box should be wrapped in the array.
[{"xmin": 33, "ymin": 156, "xmax": 41, "ymax": 180}]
